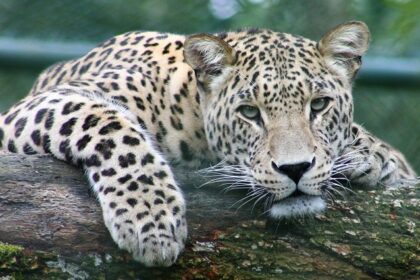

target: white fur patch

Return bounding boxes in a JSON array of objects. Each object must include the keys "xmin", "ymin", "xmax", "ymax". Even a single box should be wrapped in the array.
[
  {"xmin": 209, "ymin": 66, "xmax": 233, "ymax": 92},
  {"xmin": 269, "ymin": 196, "xmax": 326, "ymax": 219},
  {"xmin": 192, "ymin": 40, "xmax": 226, "ymax": 66},
  {"xmin": 326, "ymin": 26, "xmax": 367, "ymax": 58}
]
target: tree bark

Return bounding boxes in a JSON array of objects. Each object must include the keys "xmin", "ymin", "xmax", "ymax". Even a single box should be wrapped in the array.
[{"xmin": 0, "ymin": 151, "xmax": 418, "ymax": 279}]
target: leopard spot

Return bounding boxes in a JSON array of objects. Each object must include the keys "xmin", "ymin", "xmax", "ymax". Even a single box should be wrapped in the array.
[{"xmin": 59, "ymin": 117, "xmax": 77, "ymax": 136}]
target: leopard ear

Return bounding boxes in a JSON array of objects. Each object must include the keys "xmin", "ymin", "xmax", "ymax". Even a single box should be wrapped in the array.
[
  {"xmin": 318, "ymin": 21, "xmax": 370, "ymax": 80},
  {"xmin": 184, "ymin": 34, "xmax": 235, "ymax": 86}
]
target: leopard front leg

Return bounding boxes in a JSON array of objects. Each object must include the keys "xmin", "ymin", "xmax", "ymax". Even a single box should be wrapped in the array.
[
  {"xmin": 0, "ymin": 89, "xmax": 187, "ymax": 267},
  {"xmin": 88, "ymin": 138, "xmax": 187, "ymax": 266},
  {"xmin": 340, "ymin": 124, "xmax": 418, "ymax": 188}
]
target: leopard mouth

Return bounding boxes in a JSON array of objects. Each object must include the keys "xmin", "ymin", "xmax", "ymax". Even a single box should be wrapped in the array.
[{"xmin": 269, "ymin": 191, "xmax": 325, "ymax": 219}]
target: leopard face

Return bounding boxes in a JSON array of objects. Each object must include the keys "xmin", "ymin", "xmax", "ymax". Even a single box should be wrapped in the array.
[{"xmin": 185, "ymin": 22, "xmax": 370, "ymax": 217}]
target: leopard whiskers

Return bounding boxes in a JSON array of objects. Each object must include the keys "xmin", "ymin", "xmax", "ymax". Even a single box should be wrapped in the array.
[
  {"xmin": 258, "ymin": 194, "xmax": 277, "ymax": 217},
  {"xmin": 251, "ymin": 190, "xmax": 271, "ymax": 213},
  {"xmin": 322, "ymin": 146, "xmax": 368, "ymax": 199},
  {"xmin": 197, "ymin": 160, "xmax": 273, "ymax": 212},
  {"xmin": 231, "ymin": 186, "xmax": 268, "ymax": 211},
  {"xmin": 196, "ymin": 160, "xmax": 254, "ymax": 189},
  {"xmin": 321, "ymin": 187, "xmax": 336, "ymax": 202}
]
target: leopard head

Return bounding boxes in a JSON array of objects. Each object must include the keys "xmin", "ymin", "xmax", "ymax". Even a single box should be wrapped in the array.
[{"xmin": 184, "ymin": 21, "xmax": 370, "ymax": 218}]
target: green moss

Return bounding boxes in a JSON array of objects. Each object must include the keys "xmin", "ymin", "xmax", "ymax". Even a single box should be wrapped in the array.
[
  {"xmin": 0, "ymin": 242, "xmax": 25, "ymax": 270},
  {"xmin": 0, "ymin": 242, "xmax": 24, "ymax": 257},
  {"xmin": 0, "ymin": 242, "xmax": 42, "ymax": 279}
]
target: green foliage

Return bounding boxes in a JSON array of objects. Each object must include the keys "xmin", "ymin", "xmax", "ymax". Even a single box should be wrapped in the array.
[
  {"xmin": 0, "ymin": 69, "xmax": 36, "ymax": 111},
  {"xmin": 0, "ymin": 0, "xmax": 419, "ymax": 55},
  {"xmin": 382, "ymin": 0, "xmax": 420, "ymax": 51},
  {"xmin": 353, "ymin": 85, "xmax": 420, "ymax": 167}
]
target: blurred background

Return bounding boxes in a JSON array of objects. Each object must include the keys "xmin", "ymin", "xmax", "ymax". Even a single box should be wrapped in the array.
[{"xmin": 0, "ymin": 0, "xmax": 419, "ymax": 172}]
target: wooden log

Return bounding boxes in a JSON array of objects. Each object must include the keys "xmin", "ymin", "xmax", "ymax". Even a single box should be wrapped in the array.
[
  {"xmin": 0, "ymin": 151, "xmax": 418, "ymax": 279},
  {"xmin": 0, "ymin": 152, "xmax": 251, "ymax": 252},
  {"xmin": 0, "ymin": 152, "xmax": 113, "ymax": 253}
]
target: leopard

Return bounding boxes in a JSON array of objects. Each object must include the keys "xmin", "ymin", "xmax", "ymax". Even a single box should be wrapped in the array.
[{"xmin": 0, "ymin": 21, "xmax": 417, "ymax": 267}]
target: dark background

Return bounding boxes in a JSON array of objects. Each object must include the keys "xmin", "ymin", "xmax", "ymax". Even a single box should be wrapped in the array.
[{"xmin": 0, "ymin": 0, "xmax": 418, "ymax": 172}]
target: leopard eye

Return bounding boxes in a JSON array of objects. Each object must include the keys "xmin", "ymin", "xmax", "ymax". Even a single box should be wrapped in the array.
[
  {"xmin": 237, "ymin": 105, "xmax": 261, "ymax": 121},
  {"xmin": 310, "ymin": 97, "xmax": 331, "ymax": 113}
]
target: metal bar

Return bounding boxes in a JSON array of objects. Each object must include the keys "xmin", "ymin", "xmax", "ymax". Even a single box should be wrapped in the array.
[
  {"xmin": 0, "ymin": 38, "xmax": 94, "ymax": 68},
  {"xmin": 0, "ymin": 37, "xmax": 419, "ymax": 85},
  {"xmin": 360, "ymin": 57, "xmax": 420, "ymax": 86}
]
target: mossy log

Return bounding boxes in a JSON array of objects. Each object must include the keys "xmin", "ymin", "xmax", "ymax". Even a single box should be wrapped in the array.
[{"xmin": 0, "ymin": 151, "xmax": 418, "ymax": 279}]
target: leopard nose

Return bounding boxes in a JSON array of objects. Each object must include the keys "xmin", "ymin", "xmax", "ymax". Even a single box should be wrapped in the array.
[{"xmin": 271, "ymin": 158, "xmax": 315, "ymax": 184}]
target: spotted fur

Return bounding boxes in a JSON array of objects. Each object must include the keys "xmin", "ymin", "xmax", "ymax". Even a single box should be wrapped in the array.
[{"xmin": 0, "ymin": 21, "xmax": 417, "ymax": 266}]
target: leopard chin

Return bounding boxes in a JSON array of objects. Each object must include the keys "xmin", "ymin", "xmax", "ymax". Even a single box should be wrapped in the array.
[{"xmin": 269, "ymin": 195, "xmax": 326, "ymax": 219}]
